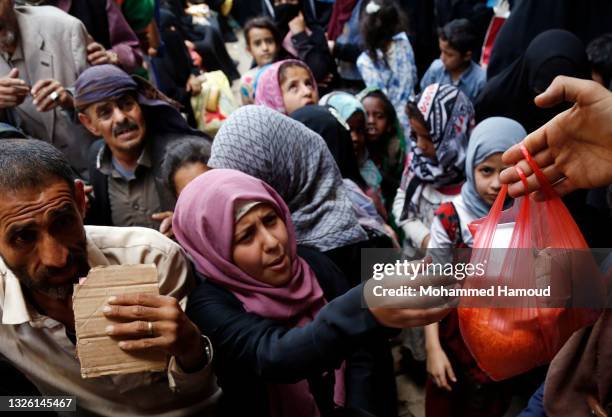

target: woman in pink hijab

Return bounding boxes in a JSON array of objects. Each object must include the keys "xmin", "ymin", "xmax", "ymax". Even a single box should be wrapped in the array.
[{"xmin": 173, "ymin": 169, "xmax": 416, "ymax": 417}]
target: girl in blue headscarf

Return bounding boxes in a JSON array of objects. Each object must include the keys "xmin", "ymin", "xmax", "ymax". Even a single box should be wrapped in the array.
[{"xmin": 424, "ymin": 116, "xmax": 526, "ymax": 417}]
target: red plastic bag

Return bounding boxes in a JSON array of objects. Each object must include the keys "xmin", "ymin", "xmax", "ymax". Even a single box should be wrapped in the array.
[{"xmin": 458, "ymin": 145, "xmax": 604, "ymax": 381}]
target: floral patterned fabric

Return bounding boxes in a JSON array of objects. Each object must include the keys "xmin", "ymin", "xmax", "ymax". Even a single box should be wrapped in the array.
[{"xmin": 356, "ymin": 32, "xmax": 417, "ymax": 137}]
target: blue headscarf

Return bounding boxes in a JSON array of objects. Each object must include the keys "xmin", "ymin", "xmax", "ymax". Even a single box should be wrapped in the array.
[
  {"xmin": 461, "ymin": 117, "xmax": 526, "ymax": 218},
  {"xmin": 319, "ymin": 91, "xmax": 365, "ymax": 123}
]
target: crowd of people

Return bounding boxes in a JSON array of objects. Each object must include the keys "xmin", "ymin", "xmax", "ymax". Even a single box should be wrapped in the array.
[{"xmin": 0, "ymin": 0, "xmax": 611, "ymax": 416}]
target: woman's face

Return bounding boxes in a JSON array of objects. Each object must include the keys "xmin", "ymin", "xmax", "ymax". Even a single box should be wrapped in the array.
[
  {"xmin": 232, "ymin": 203, "xmax": 292, "ymax": 287},
  {"xmin": 280, "ymin": 66, "xmax": 318, "ymax": 114},
  {"xmin": 173, "ymin": 162, "xmax": 210, "ymax": 196},
  {"xmin": 474, "ymin": 152, "xmax": 507, "ymax": 206},
  {"xmin": 347, "ymin": 111, "xmax": 367, "ymax": 157},
  {"xmin": 362, "ymin": 96, "xmax": 391, "ymax": 144}
]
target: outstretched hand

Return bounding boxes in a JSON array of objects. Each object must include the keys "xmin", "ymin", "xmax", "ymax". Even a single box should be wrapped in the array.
[{"xmin": 500, "ymin": 76, "xmax": 612, "ymax": 198}]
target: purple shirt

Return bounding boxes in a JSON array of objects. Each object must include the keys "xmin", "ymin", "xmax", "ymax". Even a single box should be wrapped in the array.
[{"xmin": 53, "ymin": 0, "xmax": 143, "ymax": 73}]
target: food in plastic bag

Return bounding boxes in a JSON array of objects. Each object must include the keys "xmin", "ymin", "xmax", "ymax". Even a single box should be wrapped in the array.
[{"xmin": 458, "ymin": 145, "xmax": 604, "ymax": 380}]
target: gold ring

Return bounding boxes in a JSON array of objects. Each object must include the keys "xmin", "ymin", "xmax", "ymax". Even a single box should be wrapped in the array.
[{"xmin": 147, "ymin": 321, "xmax": 153, "ymax": 337}]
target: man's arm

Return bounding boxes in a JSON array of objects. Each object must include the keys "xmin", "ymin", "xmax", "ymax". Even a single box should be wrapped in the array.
[{"xmin": 500, "ymin": 76, "xmax": 612, "ymax": 197}]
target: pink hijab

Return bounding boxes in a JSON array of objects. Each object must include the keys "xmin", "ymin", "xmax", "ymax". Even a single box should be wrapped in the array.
[
  {"xmin": 255, "ymin": 59, "xmax": 318, "ymax": 114},
  {"xmin": 172, "ymin": 169, "xmax": 344, "ymax": 416},
  {"xmin": 173, "ymin": 168, "xmax": 325, "ymax": 322}
]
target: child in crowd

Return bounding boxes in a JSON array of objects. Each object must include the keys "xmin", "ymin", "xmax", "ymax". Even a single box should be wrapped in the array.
[
  {"xmin": 150, "ymin": 138, "xmax": 213, "ymax": 238},
  {"xmin": 420, "ymin": 19, "xmax": 486, "ymax": 102},
  {"xmin": 393, "ymin": 83, "xmax": 474, "ymax": 252},
  {"xmin": 162, "ymin": 138, "xmax": 212, "ymax": 198},
  {"xmin": 320, "ymin": 91, "xmax": 387, "ymax": 218},
  {"xmin": 586, "ymin": 33, "xmax": 612, "ymax": 90},
  {"xmin": 424, "ymin": 117, "xmax": 526, "ymax": 417},
  {"xmin": 240, "ymin": 17, "xmax": 285, "ymax": 105},
  {"xmin": 255, "ymin": 59, "xmax": 319, "ymax": 114},
  {"xmin": 358, "ymin": 87, "xmax": 406, "ymax": 212},
  {"xmin": 392, "ymin": 83, "xmax": 473, "ymax": 378},
  {"xmin": 356, "ymin": 0, "xmax": 417, "ymax": 138}
]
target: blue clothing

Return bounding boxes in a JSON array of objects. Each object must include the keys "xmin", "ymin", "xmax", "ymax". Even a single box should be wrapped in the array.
[
  {"xmin": 420, "ymin": 59, "xmax": 486, "ymax": 102},
  {"xmin": 517, "ymin": 383, "xmax": 547, "ymax": 417},
  {"xmin": 357, "ymin": 32, "xmax": 417, "ymax": 138}
]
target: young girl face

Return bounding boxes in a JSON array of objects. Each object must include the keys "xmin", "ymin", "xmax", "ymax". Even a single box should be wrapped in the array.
[
  {"xmin": 280, "ymin": 65, "xmax": 318, "ymax": 114},
  {"xmin": 173, "ymin": 162, "xmax": 210, "ymax": 197},
  {"xmin": 474, "ymin": 152, "xmax": 508, "ymax": 205},
  {"xmin": 347, "ymin": 111, "xmax": 367, "ymax": 157},
  {"xmin": 409, "ymin": 117, "xmax": 435, "ymax": 159},
  {"xmin": 232, "ymin": 203, "xmax": 291, "ymax": 287},
  {"xmin": 247, "ymin": 27, "xmax": 278, "ymax": 67},
  {"xmin": 362, "ymin": 96, "xmax": 392, "ymax": 144}
]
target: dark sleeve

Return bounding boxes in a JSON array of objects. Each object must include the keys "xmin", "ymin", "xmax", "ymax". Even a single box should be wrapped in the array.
[
  {"xmin": 333, "ymin": 42, "xmax": 362, "ymax": 63},
  {"xmin": 291, "ymin": 27, "xmax": 335, "ymax": 81},
  {"xmin": 296, "ymin": 244, "xmax": 397, "ymax": 413},
  {"xmin": 83, "ymin": 140, "xmax": 112, "ymax": 226},
  {"xmin": 297, "ymin": 245, "xmax": 350, "ymax": 300},
  {"xmin": 186, "ymin": 281, "xmax": 381, "ymax": 383}
]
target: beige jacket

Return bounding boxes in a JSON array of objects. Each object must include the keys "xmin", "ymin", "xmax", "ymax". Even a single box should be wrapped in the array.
[
  {"xmin": 0, "ymin": 6, "xmax": 97, "ymax": 178},
  {"xmin": 0, "ymin": 226, "xmax": 220, "ymax": 417}
]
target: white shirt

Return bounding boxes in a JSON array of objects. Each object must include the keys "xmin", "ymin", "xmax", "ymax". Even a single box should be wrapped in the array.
[{"xmin": 0, "ymin": 226, "xmax": 220, "ymax": 417}]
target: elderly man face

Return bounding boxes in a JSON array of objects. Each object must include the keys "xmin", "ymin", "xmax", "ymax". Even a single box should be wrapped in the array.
[
  {"xmin": 0, "ymin": 178, "xmax": 89, "ymax": 300},
  {"xmin": 79, "ymin": 93, "xmax": 147, "ymax": 156},
  {"xmin": 0, "ymin": 0, "xmax": 18, "ymax": 54}
]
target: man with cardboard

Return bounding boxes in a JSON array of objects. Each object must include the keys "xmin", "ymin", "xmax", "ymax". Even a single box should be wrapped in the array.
[{"xmin": 0, "ymin": 139, "xmax": 219, "ymax": 416}]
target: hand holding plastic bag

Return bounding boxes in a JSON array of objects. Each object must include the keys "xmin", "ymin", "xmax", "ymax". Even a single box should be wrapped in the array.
[{"xmin": 458, "ymin": 145, "xmax": 605, "ymax": 380}]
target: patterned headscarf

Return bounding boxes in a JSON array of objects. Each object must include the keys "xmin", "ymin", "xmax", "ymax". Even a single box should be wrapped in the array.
[
  {"xmin": 255, "ymin": 59, "xmax": 318, "ymax": 114},
  {"xmin": 401, "ymin": 84, "xmax": 474, "ymax": 220},
  {"xmin": 209, "ymin": 105, "xmax": 367, "ymax": 252}
]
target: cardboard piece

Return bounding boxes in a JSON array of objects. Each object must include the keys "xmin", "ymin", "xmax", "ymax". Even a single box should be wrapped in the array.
[{"xmin": 73, "ymin": 264, "xmax": 167, "ymax": 378}]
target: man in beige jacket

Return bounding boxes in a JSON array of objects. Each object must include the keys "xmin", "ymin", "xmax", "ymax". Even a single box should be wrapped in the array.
[{"xmin": 0, "ymin": 139, "xmax": 219, "ymax": 416}]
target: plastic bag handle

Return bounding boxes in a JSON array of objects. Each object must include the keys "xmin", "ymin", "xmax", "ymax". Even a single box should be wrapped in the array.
[
  {"xmin": 519, "ymin": 144, "xmax": 558, "ymax": 199},
  {"xmin": 514, "ymin": 165, "xmax": 529, "ymax": 189}
]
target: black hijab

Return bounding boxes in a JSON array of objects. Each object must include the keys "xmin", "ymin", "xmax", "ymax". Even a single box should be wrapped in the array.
[
  {"xmin": 487, "ymin": 0, "xmax": 612, "ymax": 79},
  {"xmin": 262, "ymin": 0, "xmax": 321, "ymax": 37},
  {"xmin": 475, "ymin": 29, "xmax": 590, "ymax": 133},
  {"xmin": 290, "ymin": 105, "xmax": 368, "ymax": 190}
]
